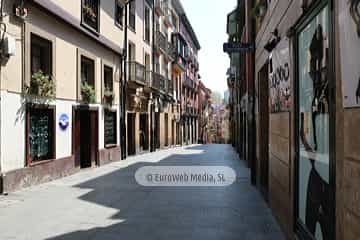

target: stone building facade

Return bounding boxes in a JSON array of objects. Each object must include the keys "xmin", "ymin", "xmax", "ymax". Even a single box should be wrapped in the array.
[{"xmin": 0, "ymin": 0, "xmax": 201, "ymax": 193}]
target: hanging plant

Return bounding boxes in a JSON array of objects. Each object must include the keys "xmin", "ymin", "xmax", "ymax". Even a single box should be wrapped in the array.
[
  {"xmin": 104, "ymin": 87, "xmax": 114, "ymax": 105},
  {"xmin": 81, "ymin": 82, "xmax": 96, "ymax": 104},
  {"xmin": 251, "ymin": 0, "xmax": 267, "ymax": 18},
  {"xmin": 26, "ymin": 70, "xmax": 56, "ymax": 100}
]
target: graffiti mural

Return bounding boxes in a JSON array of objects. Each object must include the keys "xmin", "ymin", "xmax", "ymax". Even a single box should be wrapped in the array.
[
  {"xmin": 340, "ymin": 0, "xmax": 360, "ymax": 107},
  {"xmin": 269, "ymin": 38, "xmax": 291, "ymax": 113}
]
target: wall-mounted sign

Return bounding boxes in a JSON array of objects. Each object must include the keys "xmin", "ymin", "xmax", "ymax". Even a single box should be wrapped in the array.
[
  {"xmin": 269, "ymin": 38, "xmax": 291, "ymax": 113},
  {"xmin": 223, "ymin": 42, "xmax": 255, "ymax": 53},
  {"xmin": 59, "ymin": 113, "xmax": 69, "ymax": 130},
  {"xmin": 339, "ymin": 0, "xmax": 360, "ymax": 108}
]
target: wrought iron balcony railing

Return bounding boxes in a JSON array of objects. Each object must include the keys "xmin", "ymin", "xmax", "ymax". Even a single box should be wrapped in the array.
[
  {"xmin": 167, "ymin": 79, "xmax": 174, "ymax": 95},
  {"xmin": 184, "ymin": 77, "xmax": 196, "ymax": 89},
  {"xmin": 152, "ymin": 72, "xmax": 166, "ymax": 92},
  {"xmin": 155, "ymin": 0, "xmax": 166, "ymax": 16},
  {"xmin": 128, "ymin": 61, "xmax": 146, "ymax": 84},
  {"xmin": 155, "ymin": 30, "xmax": 167, "ymax": 53}
]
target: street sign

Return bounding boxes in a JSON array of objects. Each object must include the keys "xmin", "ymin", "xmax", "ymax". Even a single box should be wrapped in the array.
[{"xmin": 223, "ymin": 42, "xmax": 255, "ymax": 53}]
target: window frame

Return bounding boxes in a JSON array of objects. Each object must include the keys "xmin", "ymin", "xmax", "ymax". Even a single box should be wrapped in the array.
[
  {"xmin": 101, "ymin": 59, "xmax": 116, "ymax": 104},
  {"xmin": 26, "ymin": 105, "xmax": 56, "ymax": 166},
  {"xmin": 77, "ymin": 49, "xmax": 98, "ymax": 102},
  {"xmin": 81, "ymin": 0, "xmax": 100, "ymax": 34},
  {"xmin": 115, "ymin": 0, "xmax": 124, "ymax": 28},
  {"xmin": 128, "ymin": 0, "xmax": 136, "ymax": 32},
  {"xmin": 144, "ymin": 5, "xmax": 151, "ymax": 44},
  {"xmin": 24, "ymin": 23, "xmax": 56, "ymax": 93}
]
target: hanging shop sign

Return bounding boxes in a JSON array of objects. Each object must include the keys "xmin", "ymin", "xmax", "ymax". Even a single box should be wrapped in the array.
[
  {"xmin": 339, "ymin": 0, "xmax": 360, "ymax": 108},
  {"xmin": 59, "ymin": 113, "xmax": 69, "ymax": 131},
  {"xmin": 223, "ymin": 42, "xmax": 255, "ymax": 53},
  {"xmin": 269, "ymin": 38, "xmax": 291, "ymax": 113}
]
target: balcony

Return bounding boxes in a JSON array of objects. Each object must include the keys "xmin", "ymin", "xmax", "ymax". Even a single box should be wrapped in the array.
[
  {"xmin": 167, "ymin": 79, "xmax": 174, "ymax": 96},
  {"xmin": 128, "ymin": 62, "xmax": 146, "ymax": 85},
  {"xmin": 166, "ymin": 42, "xmax": 175, "ymax": 60},
  {"xmin": 155, "ymin": 30, "xmax": 167, "ymax": 54},
  {"xmin": 184, "ymin": 106, "xmax": 198, "ymax": 116},
  {"xmin": 154, "ymin": 31, "xmax": 175, "ymax": 60},
  {"xmin": 184, "ymin": 77, "xmax": 196, "ymax": 90},
  {"xmin": 152, "ymin": 72, "xmax": 166, "ymax": 92},
  {"xmin": 172, "ymin": 33, "xmax": 187, "ymax": 73},
  {"xmin": 155, "ymin": 0, "xmax": 166, "ymax": 16},
  {"xmin": 164, "ymin": 2, "xmax": 173, "ymax": 29}
]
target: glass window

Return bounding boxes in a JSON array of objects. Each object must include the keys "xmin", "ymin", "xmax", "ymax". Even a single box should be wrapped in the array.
[
  {"xmin": 104, "ymin": 110, "xmax": 117, "ymax": 146},
  {"xmin": 297, "ymin": 5, "xmax": 332, "ymax": 240},
  {"xmin": 82, "ymin": 0, "xmax": 99, "ymax": 32},
  {"xmin": 115, "ymin": 1, "xmax": 124, "ymax": 27},
  {"xmin": 144, "ymin": 6, "xmax": 151, "ymax": 43},
  {"xmin": 104, "ymin": 65, "xmax": 113, "ymax": 91},
  {"xmin": 28, "ymin": 108, "xmax": 54, "ymax": 162},
  {"xmin": 81, "ymin": 56, "xmax": 95, "ymax": 87},
  {"xmin": 31, "ymin": 34, "xmax": 52, "ymax": 75},
  {"xmin": 129, "ymin": 0, "xmax": 136, "ymax": 31}
]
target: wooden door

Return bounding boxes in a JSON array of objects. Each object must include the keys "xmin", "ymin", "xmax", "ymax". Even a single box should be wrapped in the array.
[{"xmin": 90, "ymin": 110, "xmax": 99, "ymax": 166}]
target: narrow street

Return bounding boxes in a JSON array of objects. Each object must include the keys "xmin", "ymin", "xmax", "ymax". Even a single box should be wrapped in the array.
[{"xmin": 0, "ymin": 145, "xmax": 284, "ymax": 240}]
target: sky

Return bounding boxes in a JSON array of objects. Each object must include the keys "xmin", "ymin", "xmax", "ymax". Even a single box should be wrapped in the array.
[{"xmin": 181, "ymin": 0, "xmax": 237, "ymax": 96}]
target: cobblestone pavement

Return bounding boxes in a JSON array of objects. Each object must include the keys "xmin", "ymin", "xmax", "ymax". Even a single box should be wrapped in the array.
[{"xmin": 0, "ymin": 144, "xmax": 285, "ymax": 240}]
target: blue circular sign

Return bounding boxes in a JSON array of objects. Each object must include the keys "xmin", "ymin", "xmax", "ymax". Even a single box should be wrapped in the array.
[{"xmin": 59, "ymin": 113, "xmax": 69, "ymax": 130}]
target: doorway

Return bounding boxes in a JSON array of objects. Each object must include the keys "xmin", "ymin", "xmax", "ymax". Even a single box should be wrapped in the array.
[
  {"xmin": 155, "ymin": 112, "xmax": 160, "ymax": 149},
  {"xmin": 139, "ymin": 113, "xmax": 149, "ymax": 152},
  {"xmin": 127, "ymin": 113, "xmax": 136, "ymax": 156},
  {"xmin": 165, "ymin": 113, "xmax": 169, "ymax": 147},
  {"xmin": 258, "ymin": 63, "xmax": 270, "ymax": 201},
  {"xmin": 73, "ymin": 108, "xmax": 98, "ymax": 169}
]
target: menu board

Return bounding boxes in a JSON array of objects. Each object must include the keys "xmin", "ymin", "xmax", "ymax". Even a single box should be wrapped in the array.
[{"xmin": 104, "ymin": 111, "xmax": 117, "ymax": 145}]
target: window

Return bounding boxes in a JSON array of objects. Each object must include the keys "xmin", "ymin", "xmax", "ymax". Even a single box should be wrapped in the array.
[
  {"xmin": 115, "ymin": 1, "xmax": 124, "ymax": 27},
  {"xmin": 129, "ymin": 0, "xmax": 136, "ymax": 31},
  {"xmin": 104, "ymin": 110, "xmax": 117, "ymax": 146},
  {"xmin": 82, "ymin": 0, "xmax": 100, "ymax": 32},
  {"xmin": 144, "ymin": 6, "xmax": 151, "ymax": 43},
  {"xmin": 296, "ymin": 4, "xmax": 334, "ymax": 240},
  {"xmin": 155, "ymin": 55, "xmax": 160, "ymax": 74},
  {"xmin": 104, "ymin": 65, "xmax": 113, "ymax": 91},
  {"xmin": 27, "ymin": 107, "xmax": 55, "ymax": 163},
  {"xmin": 81, "ymin": 56, "xmax": 95, "ymax": 87},
  {"xmin": 31, "ymin": 34, "xmax": 52, "ymax": 75},
  {"xmin": 128, "ymin": 42, "xmax": 136, "ymax": 62}
]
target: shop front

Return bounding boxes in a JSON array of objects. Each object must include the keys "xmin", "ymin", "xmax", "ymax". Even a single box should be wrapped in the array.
[{"xmin": 294, "ymin": 1, "xmax": 335, "ymax": 239}]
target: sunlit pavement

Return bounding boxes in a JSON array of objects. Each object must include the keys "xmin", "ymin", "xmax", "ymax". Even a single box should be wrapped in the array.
[{"xmin": 0, "ymin": 144, "xmax": 284, "ymax": 240}]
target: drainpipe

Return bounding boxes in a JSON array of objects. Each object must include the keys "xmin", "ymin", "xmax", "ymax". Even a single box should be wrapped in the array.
[
  {"xmin": 0, "ymin": 0, "xmax": 4, "ymax": 193},
  {"xmin": 120, "ymin": 0, "xmax": 133, "ymax": 160},
  {"xmin": 150, "ymin": 0, "xmax": 155, "ymax": 152}
]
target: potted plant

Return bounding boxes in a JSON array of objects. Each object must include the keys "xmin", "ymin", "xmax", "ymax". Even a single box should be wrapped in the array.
[
  {"xmin": 104, "ymin": 87, "xmax": 114, "ymax": 105},
  {"xmin": 26, "ymin": 70, "xmax": 56, "ymax": 100},
  {"xmin": 81, "ymin": 82, "xmax": 96, "ymax": 104}
]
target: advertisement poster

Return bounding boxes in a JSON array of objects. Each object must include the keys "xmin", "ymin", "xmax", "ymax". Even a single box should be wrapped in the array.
[
  {"xmin": 269, "ymin": 38, "xmax": 291, "ymax": 113},
  {"xmin": 297, "ymin": 5, "xmax": 331, "ymax": 240},
  {"xmin": 339, "ymin": 0, "xmax": 360, "ymax": 108}
]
